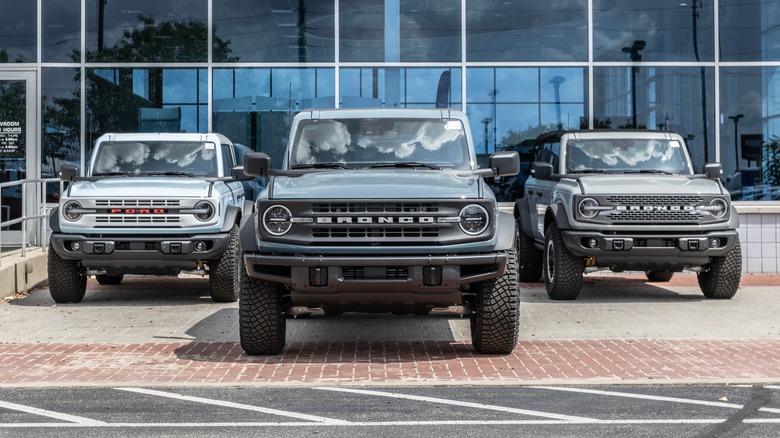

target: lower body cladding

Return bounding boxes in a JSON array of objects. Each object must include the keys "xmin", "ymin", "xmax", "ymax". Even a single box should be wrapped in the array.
[
  {"xmin": 49, "ymin": 232, "xmax": 230, "ymax": 275},
  {"xmin": 242, "ymin": 252, "xmax": 507, "ymax": 313},
  {"xmin": 559, "ymin": 229, "xmax": 740, "ymax": 271}
]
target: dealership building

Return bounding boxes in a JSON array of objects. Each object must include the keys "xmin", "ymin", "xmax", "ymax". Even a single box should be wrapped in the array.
[{"xmin": 1, "ymin": 0, "xmax": 779, "ymax": 273}]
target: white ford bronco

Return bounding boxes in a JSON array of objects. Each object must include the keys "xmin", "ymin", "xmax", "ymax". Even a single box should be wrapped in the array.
[{"xmin": 48, "ymin": 132, "xmax": 252, "ymax": 303}]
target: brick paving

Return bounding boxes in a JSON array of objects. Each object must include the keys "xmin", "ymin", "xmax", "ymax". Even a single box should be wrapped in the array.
[
  {"xmin": 2, "ymin": 339, "xmax": 780, "ymax": 387},
  {"xmin": 0, "ymin": 274, "xmax": 778, "ymax": 387}
]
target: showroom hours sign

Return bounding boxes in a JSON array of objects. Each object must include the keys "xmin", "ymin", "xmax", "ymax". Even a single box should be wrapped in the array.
[{"xmin": 0, "ymin": 120, "xmax": 22, "ymax": 155}]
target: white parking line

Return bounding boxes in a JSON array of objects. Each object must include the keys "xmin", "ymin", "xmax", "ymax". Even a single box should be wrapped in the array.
[
  {"xmin": 0, "ymin": 400, "xmax": 107, "ymax": 425},
  {"xmin": 0, "ymin": 419, "xmax": 736, "ymax": 428},
  {"xmin": 115, "ymin": 388, "xmax": 350, "ymax": 424},
  {"xmin": 315, "ymin": 387, "xmax": 596, "ymax": 422},
  {"xmin": 530, "ymin": 386, "xmax": 780, "ymax": 415}
]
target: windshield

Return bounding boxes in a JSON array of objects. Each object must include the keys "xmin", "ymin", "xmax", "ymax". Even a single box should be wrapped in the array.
[
  {"xmin": 289, "ymin": 118, "xmax": 471, "ymax": 169},
  {"xmin": 91, "ymin": 141, "xmax": 218, "ymax": 177},
  {"xmin": 565, "ymin": 138, "xmax": 692, "ymax": 175}
]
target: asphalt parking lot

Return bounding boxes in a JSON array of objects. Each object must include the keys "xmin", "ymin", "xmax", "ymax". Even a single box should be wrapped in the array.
[{"xmin": 1, "ymin": 273, "xmax": 779, "ymax": 387}]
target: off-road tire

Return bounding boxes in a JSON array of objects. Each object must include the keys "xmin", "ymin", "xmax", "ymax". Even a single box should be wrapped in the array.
[
  {"xmin": 239, "ymin": 262, "xmax": 286, "ymax": 355},
  {"xmin": 47, "ymin": 250, "xmax": 87, "ymax": 303},
  {"xmin": 543, "ymin": 223, "xmax": 584, "ymax": 300},
  {"xmin": 209, "ymin": 224, "xmax": 240, "ymax": 303},
  {"xmin": 95, "ymin": 274, "xmax": 124, "ymax": 285},
  {"xmin": 469, "ymin": 249, "xmax": 520, "ymax": 354},
  {"xmin": 517, "ymin": 223, "xmax": 543, "ymax": 282},
  {"xmin": 698, "ymin": 241, "xmax": 742, "ymax": 299},
  {"xmin": 645, "ymin": 270, "xmax": 674, "ymax": 282}
]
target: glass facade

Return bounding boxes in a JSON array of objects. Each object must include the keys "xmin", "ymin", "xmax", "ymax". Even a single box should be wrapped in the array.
[{"xmin": 1, "ymin": 0, "xmax": 778, "ymax": 203}]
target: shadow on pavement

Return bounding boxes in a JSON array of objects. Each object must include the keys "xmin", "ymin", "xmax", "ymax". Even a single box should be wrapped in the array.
[{"xmin": 11, "ymin": 276, "xmax": 216, "ymax": 308}]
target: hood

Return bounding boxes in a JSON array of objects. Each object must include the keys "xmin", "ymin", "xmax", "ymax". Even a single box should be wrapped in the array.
[
  {"xmin": 67, "ymin": 177, "xmax": 213, "ymax": 198},
  {"xmin": 577, "ymin": 175, "xmax": 724, "ymax": 195},
  {"xmin": 271, "ymin": 170, "xmax": 481, "ymax": 199}
]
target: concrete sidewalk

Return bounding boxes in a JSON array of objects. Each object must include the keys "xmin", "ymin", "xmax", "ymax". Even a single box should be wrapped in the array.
[
  {"xmin": 0, "ymin": 247, "xmax": 48, "ymax": 299},
  {"xmin": 0, "ymin": 274, "xmax": 778, "ymax": 387}
]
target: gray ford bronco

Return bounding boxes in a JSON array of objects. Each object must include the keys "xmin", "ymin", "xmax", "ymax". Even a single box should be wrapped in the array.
[
  {"xmin": 48, "ymin": 132, "xmax": 252, "ymax": 303},
  {"xmin": 516, "ymin": 130, "xmax": 742, "ymax": 300},
  {"xmin": 238, "ymin": 108, "xmax": 521, "ymax": 355}
]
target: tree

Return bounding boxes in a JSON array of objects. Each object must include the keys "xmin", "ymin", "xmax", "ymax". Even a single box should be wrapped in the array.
[
  {"xmin": 499, "ymin": 123, "xmax": 562, "ymax": 149},
  {"xmin": 41, "ymin": 15, "xmax": 238, "ymax": 174},
  {"xmin": 88, "ymin": 15, "xmax": 237, "ymax": 63}
]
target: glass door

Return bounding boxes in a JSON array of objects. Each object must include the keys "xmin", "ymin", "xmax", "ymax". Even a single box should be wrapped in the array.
[{"xmin": 0, "ymin": 70, "xmax": 38, "ymax": 247}]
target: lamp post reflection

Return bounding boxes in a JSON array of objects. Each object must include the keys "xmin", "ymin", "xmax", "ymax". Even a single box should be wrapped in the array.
[
  {"xmin": 728, "ymin": 113, "xmax": 744, "ymax": 168},
  {"xmin": 550, "ymin": 76, "xmax": 565, "ymax": 129},
  {"xmin": 622, "ymin": 40, "xmax": 645, "ymax": 129}
]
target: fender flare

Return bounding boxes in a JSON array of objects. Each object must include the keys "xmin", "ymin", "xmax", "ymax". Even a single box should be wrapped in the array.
[
  {"xmin": 49, "ymin": 207, "xmax": 61, "ymax": 233},
  {"xmin": 546, "ymin": 203, "xmax": 571, "ymax": 231},
  {"xmin": 239, "ymin": 211, "xmax": 259, "ymax": 252},
  {"xmin": 728, "ymin": 206, "xmax": 740, "ymax": 229},
  {"xmin": 495, "ymin": 211, "xmax": 517, "ymax": 251},
  {"xmin": 220, "ymin": 205, "xmax": 241, "ymax": 232},
  {"xmin": 514, "ymin": 198, "xmax": 534, "ymax": 238}
]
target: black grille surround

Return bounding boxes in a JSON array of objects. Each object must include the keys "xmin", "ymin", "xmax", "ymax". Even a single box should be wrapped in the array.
[
  {"xmin": 257, "ymin": 199, "xmax": 495, "ymax": 246},
  {"xmin": 574, "ymin": 194, "xmax": 730, "ymax": 225}
]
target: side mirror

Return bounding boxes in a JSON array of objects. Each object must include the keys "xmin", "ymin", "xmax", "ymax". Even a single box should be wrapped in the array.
[
  {"xmin": 488, "ymin": 150, "xmax": 520, "ymax": 176},
  {"xmin": 243, "ymin": 152, "xmax": 271, "ymax": 177},
  {"xmin": 59, "ymin": 164, "xmax": 78, "ymax": 181},
  {"xmin": 530, "ymin": 161, "xmax": 553, "ymax": 180},
  {"xmin": 230, "ymin": 165, "xmax": 252, "ymax": 181},
  {"xmin": 704, "ymin": 163, "xmax": 722, "ymax": 180}
]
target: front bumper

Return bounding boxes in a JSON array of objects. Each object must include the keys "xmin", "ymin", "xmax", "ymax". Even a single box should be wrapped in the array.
[
  {"xmin": 50, "ymin": 232, "xmax": 230, "ymax": 273},
  {"xmin": 560, "ymin": 229, "xmax": 740, "ymax": 269},
  {"xmin": 243, "ymin": 252, "xmax": 508, "ymax": 308}
]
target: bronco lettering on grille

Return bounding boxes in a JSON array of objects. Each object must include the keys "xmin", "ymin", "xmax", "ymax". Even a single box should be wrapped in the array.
[
  {"xmin": 614, "ymin": 205, "xmax": 695, "ymax": 211},
  {"xmin": 316, "ymin": 216, "xmax": 436, "ymax": 224}
]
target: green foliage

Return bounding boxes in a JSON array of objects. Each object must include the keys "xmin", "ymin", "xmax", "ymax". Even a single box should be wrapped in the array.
[
  {"xmin": 87, "ymin": 15, "xmax": 237, "ymax": 63},
  {"xmin": 762, "ymin": 135, "xmax": 780, "ymax": 186},
  {"xmin": 500, "ymin": 123, "xmax": 562, "ymax": 148},
  {"xmin": 41, "ymin": 15, "xmax": 238, "ymax": 170}
]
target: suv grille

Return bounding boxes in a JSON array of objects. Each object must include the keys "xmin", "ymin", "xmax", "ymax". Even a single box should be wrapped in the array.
[
  {"xmin": 605, "ymin": 195, "xmax": 703, "ymax": 205},
  {"xmin": 312, "ymin": 202, "xmax": 439, "ymax": 213},
  {"xmin": 604, "ymin": 195, "xmax": 704, "ymax": 223},
  {"xmin": 85, "ymin": 199, "xmax": 191, "ymax": 228},
  {"xmin": 312, "ymin": 227, "xmax": 440, "ymax": 239},
  {"xmin": 95, "ymin": 216, "xmax": 180, "ymax": 224},
  {"xmin": 260, "ymin": 200, "xmax": 492, "ymax": 246},
  {"xmin": 95, "ymin": 199, "xmax": 181, "ymax": 207}
]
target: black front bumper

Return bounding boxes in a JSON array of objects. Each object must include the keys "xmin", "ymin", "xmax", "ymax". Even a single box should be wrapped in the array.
[
  {"xmin": 560, "ymin": 229, "xmax": 740, "ymax": 269},
  {"xmin": 244, "ymin": 252, "xmax": 508, "ymax": 289},
  {"xmin": 50, "ymin": 232, "xmax": 230, "ymax": 273},
  {"xmin": 243, "ymin": 252, "xmax": 508, "ymax": 308}
]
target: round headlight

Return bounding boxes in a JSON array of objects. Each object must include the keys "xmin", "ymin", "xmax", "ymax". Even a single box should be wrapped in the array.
[
  {"xmin": 193, "ymin": 200, "xmax": 216, "ymax": 222},
  {"xmin": 578, "ymin": 197, "xmax": 600, "ymax": 219},
  {"xmin": 459, "ymin": 204, "xmax": 489, "ymax": 235},
  {"xmin": 709, "ymin": 198, "xmax": 728, "ymax": 219},
  {"xmin": 62, "ymin": 200, "xmax": 83, "ymax": 222},
  {"xmin": 263, "ymin": 205, "xmax": 293, "ymax": 236}
]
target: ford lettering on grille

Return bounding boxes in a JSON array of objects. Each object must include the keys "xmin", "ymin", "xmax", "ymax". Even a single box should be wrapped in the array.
[{"xmin": 108, "ymin": 208, "xmax": 167, "ymax": 214}]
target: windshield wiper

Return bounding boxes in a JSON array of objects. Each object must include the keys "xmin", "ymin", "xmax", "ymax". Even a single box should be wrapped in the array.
[
  {"xmin": 623, "ymin": 169, "xmax": 675, "ymax": 175},
  {"xmin": 92, "ymin": 171, "xmax": 129, "ymax": 177},
  {"xmin": 370, "ymin": 162, "xmax": 440, "ymax": 170},
  {"xmin": 569, "ymin": 168, "xmax": 609, "ymax": 174},
  {"xmin": 291, "ymin": 162, "xmax": 349, "ymax": 170},
  {"xmin": 142, "ymin": 171, "xmax": 196, "ymax": 177}
]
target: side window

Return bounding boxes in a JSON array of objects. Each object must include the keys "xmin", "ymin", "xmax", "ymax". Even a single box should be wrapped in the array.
[
  {"xmin": 549, "ymin": 141, "xmax": 560, "ymax": 171},
  {"xmin": 538, "ymin": 142, "xmax": 551, "ymax": 163},
  {"xmin": 221, "ymin": 144, "xmax": 234, "ymax": 176}
]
